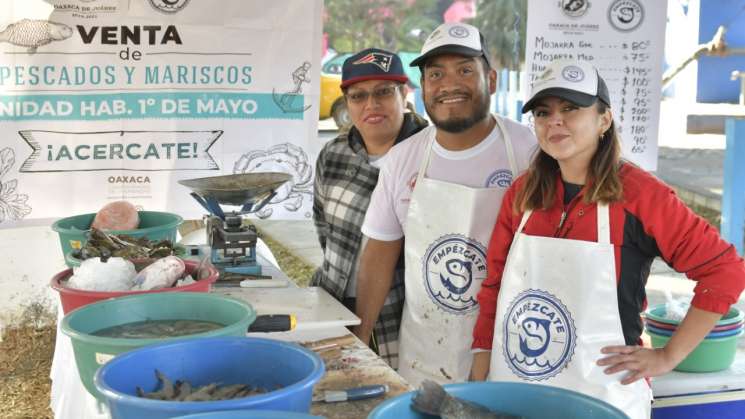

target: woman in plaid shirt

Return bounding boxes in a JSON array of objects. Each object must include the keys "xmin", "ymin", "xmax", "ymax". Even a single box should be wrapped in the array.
[{"xmin": 311, "ymin": 48, "xmax": 427, "ymax": 368}]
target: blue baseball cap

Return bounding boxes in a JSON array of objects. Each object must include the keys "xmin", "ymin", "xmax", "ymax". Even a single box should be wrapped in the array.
[{"xmin": 341, "ymin": 48, "xmax": 409, "ymax": 89}]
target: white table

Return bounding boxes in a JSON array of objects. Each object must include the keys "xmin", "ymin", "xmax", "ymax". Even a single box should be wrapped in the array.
[
  {"xmin": 49, "ymin": 238, "xmax": 363, "ymax": 419},
  {"xmin": 651, "ymin": 348, "xmax": 745, "ymax": 418}
]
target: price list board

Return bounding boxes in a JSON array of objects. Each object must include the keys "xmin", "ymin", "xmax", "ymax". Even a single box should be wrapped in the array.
[{"xmin": 525, "ymin": 0, "xmax": 667, "ymax": 170}]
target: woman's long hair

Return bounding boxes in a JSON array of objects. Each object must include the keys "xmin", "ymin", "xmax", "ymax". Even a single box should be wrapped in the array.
[{"xmin": 514, "ymin": 102, "xmax": 623, "ymax": 212}]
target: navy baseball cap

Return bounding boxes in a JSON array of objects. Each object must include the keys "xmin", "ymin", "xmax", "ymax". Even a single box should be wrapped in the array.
[
  {"xmin": 410, "ymin": 22, "xmax": 492, "ymax": 69},
  {"xmin": 341, "ymin": 48, "xmax": 409, "ymax": 89},
  {"xmin": 522, "ymin": 60, "xmax": 611, "ymax": 113}
]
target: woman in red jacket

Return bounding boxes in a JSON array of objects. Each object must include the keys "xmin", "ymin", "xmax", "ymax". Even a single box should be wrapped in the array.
[{"xmin": 470, "ymin": 59, "xmax": 744, "ymax": 419}]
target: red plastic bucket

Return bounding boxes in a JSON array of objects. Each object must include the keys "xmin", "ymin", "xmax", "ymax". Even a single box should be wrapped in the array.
[{"xmin": 51, "ymin": 259, "xmax": 218, "ymax": 314}]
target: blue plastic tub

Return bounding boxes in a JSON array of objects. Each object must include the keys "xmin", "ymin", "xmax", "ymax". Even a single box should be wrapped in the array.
[
  {"xmin": 177, "ymin": 410, "xmax": 323, "ymax": 419},
  {"xmin": 369, "ymin": 381, "xmax": 629, "ymax": 419},
  {"xmin": 95, "ymin": 336, "xmax": 324, "ymax": 419}
]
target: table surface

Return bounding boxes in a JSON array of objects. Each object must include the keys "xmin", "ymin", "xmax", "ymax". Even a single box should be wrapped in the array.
[
  {"xmin": 651, "ymin": 348, "xmax": 745, "ymax": 398},
  {"xmin": 50, "ymin": 321, "xmax": 407, "ymax": 419},
  {"xmin": 49, "ymin": 239, "xmax": 399, "ymax": 419},
  {"xmin": 49, "ymin": 236, "xmax": 745, "ymax": 418},
  {"xmin": 253, "ymin": 327, "xmax": 413, "ymax": 419},
  {"xmin": 215, "ymin": 286, "xmax": 361, "ymax": 330}
]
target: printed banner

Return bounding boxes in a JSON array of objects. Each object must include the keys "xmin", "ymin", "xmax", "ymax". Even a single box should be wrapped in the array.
[
  {"xmin": 0, "ymin": 0, "xmax": 322, "ymax": 225},
  {"xmin": 525, "ymin": 0, "xmax": 666, "ymax": 170}
]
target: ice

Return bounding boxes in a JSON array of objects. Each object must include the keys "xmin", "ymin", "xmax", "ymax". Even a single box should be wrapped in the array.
[{"xmin": 66, "ymin": 257, "xmax": 137, "ymax": 291}]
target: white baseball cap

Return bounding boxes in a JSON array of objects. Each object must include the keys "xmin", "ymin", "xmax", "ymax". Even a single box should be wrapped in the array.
[
  {"xmin": 522, "ymin": 59, "xmax": 611, "ymax": 113},
  {"xmin": 410, "ymin": 22, "xmax": 492, "ymax": 69}
]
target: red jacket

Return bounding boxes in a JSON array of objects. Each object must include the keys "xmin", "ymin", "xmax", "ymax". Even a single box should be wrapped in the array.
[{"xmin": 473, "ymin": 163, "xmax": 745, "ymax": 350}]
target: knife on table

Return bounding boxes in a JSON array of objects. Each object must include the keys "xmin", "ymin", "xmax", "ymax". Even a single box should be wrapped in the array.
[{"xmin": 312, "ymin": 384, "xmax": 388, "ymax": 403}]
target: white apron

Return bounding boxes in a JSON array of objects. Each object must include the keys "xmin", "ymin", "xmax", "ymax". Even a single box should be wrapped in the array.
[
  {"xmin": 488, "ymin": 204, "xmax": 652, "ymax": 419},
  {"xmin": 399, "ymin": 116, "xmax": 517, "ymax": 387}
]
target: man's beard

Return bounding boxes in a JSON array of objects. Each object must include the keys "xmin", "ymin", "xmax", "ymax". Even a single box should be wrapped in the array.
[{"xmin": 425, "ymin": 86, "xmax": 491, "ymax": 133}]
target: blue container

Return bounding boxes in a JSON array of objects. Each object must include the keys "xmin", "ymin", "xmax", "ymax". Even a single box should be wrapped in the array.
[
  {"xmin": 177, "ymin": 411, "xmax": 323, "ymax": 419},
  {"xmin": 95, "ymin": 337, "xmax": 324, "ymax": 419},
  {"xmin": 369, "ymin": 381, "xmax": 629, "ymax": 419}
]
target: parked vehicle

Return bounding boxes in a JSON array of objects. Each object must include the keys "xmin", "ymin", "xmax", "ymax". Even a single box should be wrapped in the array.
[
  {"xmin": 318, "ymin": 52, "xmax": 421, "ymax": 128},
  {"xmin": 319, "ymin": 72, "xmax": 348, "ymax": 128}
]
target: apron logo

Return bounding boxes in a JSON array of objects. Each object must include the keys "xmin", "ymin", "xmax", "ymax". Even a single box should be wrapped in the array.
[
  {"xmin": 503, "ymin": 289, "xmax": 576, "ymax": 380},
  {"xmin": 561, "ymin": 65, "xmax": 585, "ymax": 83},
  {"xmin": 485, "ymin": 169, "xmax": 513, "ymax": 188},
  {"xmin": 422, "ymin": 234, "xmax": 487, "ymax": 314}
]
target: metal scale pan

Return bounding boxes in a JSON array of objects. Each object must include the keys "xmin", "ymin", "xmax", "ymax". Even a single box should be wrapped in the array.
[{"xmin": 178, "ymin": 172, "xmax": 292, "ymax": 218}]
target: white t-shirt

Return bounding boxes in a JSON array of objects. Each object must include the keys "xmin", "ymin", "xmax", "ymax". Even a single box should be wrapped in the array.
[{"xmin": 361, "ymin": 115, "xmax": 537, "ymax": 241}]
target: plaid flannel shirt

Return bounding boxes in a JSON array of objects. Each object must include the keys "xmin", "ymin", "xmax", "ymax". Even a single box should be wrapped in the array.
[{"xmin": 311, "ymin": 113, "xmax": 427, "ymax": 368}]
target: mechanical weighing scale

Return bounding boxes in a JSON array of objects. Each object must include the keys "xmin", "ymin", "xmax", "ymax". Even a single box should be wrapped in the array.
[{"xmin": 178, "ymin": 172, "xmax": 292, "ymax": 279}]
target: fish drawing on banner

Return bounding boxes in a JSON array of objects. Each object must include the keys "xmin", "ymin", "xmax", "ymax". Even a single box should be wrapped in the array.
[
  {"xmin": 0, "ymin": 148, "xmax": 32, "ymax": 223},
  {"xmin": 272, "ymin": 61, "xmax": 312, "ymax": 113},
  {"xmin": 233, "ymin": 142, "xmax": 312, "ymax": 218},
  {"xmin": 0, "ymin": 19, "xmax": 73, "ymax": 53}
]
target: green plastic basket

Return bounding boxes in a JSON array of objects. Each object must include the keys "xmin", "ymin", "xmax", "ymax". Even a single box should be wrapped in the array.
[
  {"xmin": 51, "ymin": 211, "xmax": 183, "ymax": 267},
  {"xmin": 60, "ymin": 292, "xmax": 255, "ymax": 401},
  {"xmin": 648, "ymin": 329, "xmax": 743, "ymax": 373}
]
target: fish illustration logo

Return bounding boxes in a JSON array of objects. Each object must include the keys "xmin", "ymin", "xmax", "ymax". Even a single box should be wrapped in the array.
[
  {"xmin": 561, "ymin": 65, "xmax": 585, "ymax": 83},
  {"xmin": 485, "ymin": 169, "xmax": 513, "ymax": 188},
  {"xmin": 448, "ymin": 25, "xmax": 469, "ymax": 39},
  {"xmin": 422, "ymin": 234, "xmax": 487, "ymax": 314},
  {"xmin": 441, "ymin": 259, "xmax": 473, "ymax": 294},
  {"xmin": 560, "ymin": 0, "xmax": 590, "ymax": 18},
  {"xmin": 503, "ymin": 289, "xmax": 576, "ymax": 381},
  {"xmin": 607, "ymin": 0, "xmax": 644, "ymax": 32},
  {"xmin": 353, "ymin": 52, "xmax": 393, "ymax": 72},
  {"xmin": 0, "ymin": 19, "xmax": 72, "ymax": 54},
  {"xmin": 148, "ymin": 0, "xmax": 191, "ymax": 14},
  {"xmin": 519, "ymin": 317, "xmax": 552, "ymax": 357}
]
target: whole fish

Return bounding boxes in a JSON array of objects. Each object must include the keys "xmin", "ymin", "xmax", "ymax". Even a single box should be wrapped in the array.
[
  {"xmin": 0, "ymin": 19, "xmax": 73, "ymax": 53},
  {"xmin": 411, "ymin": 380, "xmax": 524, "ymax": 419},
  {"xmin": 136, "ymin": 370, "xmax": 267, "ymax": 402},
  {"xmin": 132, "ymin": 255, "xmax": 185, "ymax": 290}
]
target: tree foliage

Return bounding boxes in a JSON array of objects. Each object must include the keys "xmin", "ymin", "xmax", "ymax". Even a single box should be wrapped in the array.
[
  {"xmin": 470, "ymin": 0, "xmax": 527, "ymax": 70},
  {"xmin": 325, "ymin": 0, "xmax": 439, "ymax": 53}
]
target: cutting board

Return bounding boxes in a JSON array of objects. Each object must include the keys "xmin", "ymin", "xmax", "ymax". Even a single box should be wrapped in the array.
[
  {"xmin": 309, "ymin": 332, "xmax": 413, "ymax": 419},
  {"xmin": 215, "ymin": 286, "xmax": 360, "ymax": 330},
  {"xmin": 311, "ymin": 367, "xmax": 411, "ymax": 419}
]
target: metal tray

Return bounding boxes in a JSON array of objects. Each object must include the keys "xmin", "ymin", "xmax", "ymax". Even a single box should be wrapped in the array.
[{"xmin": 178, "ymin": 172, "xmax": 292, "ymax": 207}]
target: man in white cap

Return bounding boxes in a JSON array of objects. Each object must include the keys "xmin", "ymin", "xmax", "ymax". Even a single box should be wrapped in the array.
[{"xmin": 354, "ymin": 22, "xmax": 537, "ymax": 386}]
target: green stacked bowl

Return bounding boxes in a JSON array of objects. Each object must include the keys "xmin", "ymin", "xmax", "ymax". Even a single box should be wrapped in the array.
[
  {"xmin": 61, "ymin": 292, "xmax": 256, "ymax": 400},
  {"xmin": 52, "ymin": 211, "xmax": 183, "ymax": 267},
  {"xmin": 644, "ymin": 303, "xmax": 743, "ymax": 373}
]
